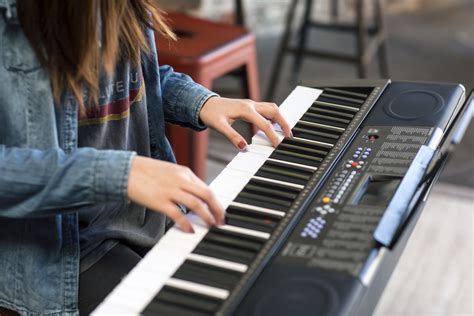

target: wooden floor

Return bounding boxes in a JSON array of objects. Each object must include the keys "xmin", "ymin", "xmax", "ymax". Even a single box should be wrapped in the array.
[{"xmin": 374, "ymin": 183, "xmax": 473, "ymax": 316}]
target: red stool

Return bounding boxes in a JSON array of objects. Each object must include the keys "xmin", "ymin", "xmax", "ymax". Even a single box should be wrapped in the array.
[{"xmin": 155, "ymin": 12, "xmax": 260, "ymax": 180}]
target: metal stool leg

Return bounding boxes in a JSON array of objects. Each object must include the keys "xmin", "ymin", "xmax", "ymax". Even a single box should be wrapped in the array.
[
  {"xmin": 375, "ymin": 0, "xmax": 389, "ymax": 78},
  {"xmin": 265, "ymin": 0, "xmax": 299, "ymax": 101},
  {"xmin": 356, "ymin": 0, "xmax": 369, "ymax": 78},
  {"xmin": 291, "ymin": 0, "xmax": 315, "ymax": 85},
  {"xmin": 235, "ymin": 0, "xmax": 245, "ymax": 26},
  {"xmin": 331, "ymin": 0, "xmax": 339, "ymax": 20}
]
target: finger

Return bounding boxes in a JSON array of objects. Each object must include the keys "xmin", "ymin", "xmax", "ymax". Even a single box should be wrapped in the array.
[
  {"xmin": 161, "ymin": 203, "xmax": 194, "ymax": 233},
  {"xmin": 174, "ymin": 191, "xmax": 216, "ymax": 227},
  {"xmin": 182, "ymin": 174, "xmax": 225, "ymax": 225},
  {"xmin": 215, "ymin": 119, "xmax": 248, "ymax": 151},
  {"xmin": 241, "ymin": 108, "xmax": 281, "ymax": 147},
  {"xmin": 254, "ymin": 102, "xmax": 292, "ymax": 138}
]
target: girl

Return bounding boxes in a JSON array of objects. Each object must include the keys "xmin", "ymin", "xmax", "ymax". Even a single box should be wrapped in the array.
[{"xmin": 0, "ymin": 0, "xmax": 290, "ymax": 314}]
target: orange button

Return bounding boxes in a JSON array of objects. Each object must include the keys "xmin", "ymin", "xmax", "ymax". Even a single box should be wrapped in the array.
[
  {"xmin": 351, "ymin": 162, "xmax": 359, "ymax": 168},
  {"xmin": 322, "ymin": 196, "xmax": 331, "ymax": 204}
]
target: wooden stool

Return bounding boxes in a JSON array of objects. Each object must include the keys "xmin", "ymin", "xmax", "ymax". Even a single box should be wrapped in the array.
[
  {"xmin": 266, "ymin": 0, "xmax": 390, "ymax": 100},
  {"xmin": 155, "ymin": 12, "xmax": 260, "ymax": 180}
]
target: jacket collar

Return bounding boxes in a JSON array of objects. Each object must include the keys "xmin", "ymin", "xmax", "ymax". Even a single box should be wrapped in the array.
[{"xmin": 0, "ymin": 0, "xmax": 18, "ymax": 24}]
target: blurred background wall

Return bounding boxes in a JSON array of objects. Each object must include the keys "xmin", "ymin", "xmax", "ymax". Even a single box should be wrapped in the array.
[{"xmin": 159, "ymin": 0, "xmax": 474, "ymax": 35}]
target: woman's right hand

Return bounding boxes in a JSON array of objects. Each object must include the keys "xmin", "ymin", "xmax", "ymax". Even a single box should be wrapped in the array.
[{"xmin": 127, "ymin": 156, "xmax": 225, "ymax": 233}]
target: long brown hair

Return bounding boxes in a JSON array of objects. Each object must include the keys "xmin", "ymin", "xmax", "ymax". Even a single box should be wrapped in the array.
[{"xmin": 17, "ymin": 0, "xmax": 175, "ymax": 110}]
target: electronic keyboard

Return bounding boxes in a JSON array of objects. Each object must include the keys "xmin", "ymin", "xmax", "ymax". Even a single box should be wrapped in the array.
[{"xmin": 93, "ymin": 80, "xmax": 474, "ymax": 316}]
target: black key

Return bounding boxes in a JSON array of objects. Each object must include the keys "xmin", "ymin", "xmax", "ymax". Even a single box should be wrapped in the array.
[
  {"xmin": 143, "ymin": 300, "xmax": 210, "ymax": 316},
  {"xmin": 249, "ymin": 177, "xmax": 302, "ymax": 192},
  {"xmin": 320, "ymin": 92, "xmax": 364, "ymax": 106},
  {"xmin": 154, "ymin": 286, "xmax": 222, "ymax": 313},
  {"xmin": 301, "ymin": 112, "xmax": 349, "ymax": 128},
  {"xmin": 237, "ymin": 191, "xmax": 292, "ymax": 208},
  {"xmin": 279, "ymin": 141, "xmax": 329, "ymax": 157},
  {"xmin": 205, "ymin": 228, "xmax": 265, "ymax": 252},
  {"xmin": 244, "ymin": 184, "xmax": 299, "ymax": 200},
  {"xmin": 226, "ymin": 211, "xmax": 278, "ymax": 233},
  {"xmin": 297, "ymin": 121, "xmax": 343, "ymax": 136},
  {"xmin": 236, "ymin": 179, "xmax": 300, "ymax": 210},
  {"xmin": 259, "ymin": 164, "xmax": 311, "ymax": 180},
  {"xmin": 227, "ymin": 204, "xmax": 284, "ymax": 219},
  {"xmin": 289, "ymin": 136, "xmax": 333, "ymax": 150},
  {"xmin": 269, "ymin": 150, "xmax": 320, "ymax": 169},
  {"xmin": 274, "ymin": 148, "xmax": 324, "ymax": 163},
  {"xmin": 173, "ymin": 260, "xmax": 242, "ymax": 291},
  {"xmin": 234, "ymin": 193, "xmax": 290, "ymax": 211},
  {"xmin": 323, "ymin": 87, "xmax": 369, "ymax": 99},
  {"xmin": 313, "ymin": 99, "xmax": 359, "ymax": 114},
  {"xmin": 255, "ymin": 165, "xmax": 310, "ymax": 186},
  {"xmin": 308, "ymin": 106, "xmax": 355, "ymax": 119},
  {"xmin": 193, "ymin": 241, "xmax": 255, "ymax": 265},
  {"xmin": 292, "ymin": 126, "xmax": 339, "ymax": 144},
  {"xmin": 314, "ymin": 97, "xmax": 361, "ymax": 110}
]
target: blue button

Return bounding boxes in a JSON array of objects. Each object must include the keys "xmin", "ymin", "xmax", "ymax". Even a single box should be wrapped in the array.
[{"xmin": 362, "ymin": 155, "xmax": 368, "ymax": 159}]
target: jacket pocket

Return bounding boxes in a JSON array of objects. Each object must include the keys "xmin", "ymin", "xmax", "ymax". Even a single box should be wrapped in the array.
[{"xmin": 2, "ymin": 24, "xmax": 41, "ymax": 73}]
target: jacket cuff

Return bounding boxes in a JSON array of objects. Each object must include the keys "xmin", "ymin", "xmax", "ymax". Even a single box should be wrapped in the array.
[
  {"xmin": 176, "ymin": 81, "xmax": 219, "ymax": 131},
  {"xmin": 92, "ymin": 150, "xmax": 136, "ymax": 202}
]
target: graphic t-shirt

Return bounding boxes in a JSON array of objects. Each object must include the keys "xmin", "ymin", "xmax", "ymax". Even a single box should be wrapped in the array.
[{"xmin": 77, "ymin": 62, "xmax": 166, "ymax": 272}]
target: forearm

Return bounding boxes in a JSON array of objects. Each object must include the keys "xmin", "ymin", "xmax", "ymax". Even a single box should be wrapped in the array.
[{"xmin": 0, "ymin": 145, "xmax": 135, "ymax": 218}]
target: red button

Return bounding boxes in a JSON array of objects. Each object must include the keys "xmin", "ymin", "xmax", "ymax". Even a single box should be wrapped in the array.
[{"xmin": 351, "ymin": 162, "xmax": 359, "ymax": 168}]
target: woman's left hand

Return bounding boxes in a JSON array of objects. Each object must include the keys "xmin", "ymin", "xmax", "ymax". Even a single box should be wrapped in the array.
[{"xmin": 199, "ymin": 97, "xmax": 292, "ymax": 150}]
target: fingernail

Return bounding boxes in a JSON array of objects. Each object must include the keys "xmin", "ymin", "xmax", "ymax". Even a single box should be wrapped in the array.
[
  {"xmin": 290, "ymin": 131, "xmax": 294, "ymax": 138},
  {"xmin": 238, "ymin": 140, "xmax": 247, "ymax": 150},
  {"xmin": 219, "ymin": 217, "xmax": 226, "ymax": 226},
  {"xmin": 188, "ymin": 226, "xmax": 195, "ymax": 234}
]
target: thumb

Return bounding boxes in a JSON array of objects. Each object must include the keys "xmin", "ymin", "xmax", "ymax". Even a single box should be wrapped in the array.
[{"xmin": 217, "ymin": 122, "xmax": 248, "ymax": 150}]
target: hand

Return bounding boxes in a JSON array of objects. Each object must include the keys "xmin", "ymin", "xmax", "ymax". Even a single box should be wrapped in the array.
[
  {"xmin": 199, "ymin": 97, "xmax": 292, "ymax": 149},
  {"xmin": 127, "ymin": 156, "xmax": 224, "ymax": 233}
]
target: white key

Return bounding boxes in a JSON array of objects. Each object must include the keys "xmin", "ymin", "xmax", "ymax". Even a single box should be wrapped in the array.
[
  {"xmin": 266, "ymin": 158, "xmax": 317, "ymax": 172},
  {"xmin": 230, "ymin": 201, "xmax": 285, "ymax": 218},
  {"xmin": 279, "ymin": 86, "xmax": 323, "ymax": 128},
  {"xmin": 218, "ymin": 224, "xmax": 270, "ymax": 240},
  {"xmin": 298, "ymin": 120, "xmax": 345, "ymax": 132},
  {"xmin": 252, "ymin": 130, "xmax": 285, "ymax": 147},
  {"xmin": 246, "ymin": 144, "xmax": 275, "ymax": 156},
  {"xmin": 187, "ymin": 253, "xmax": 248, "ymax": 273},
  {"xmin": 209, "ymin": 168, "xmax": 252, "ymax": 200},
  {"xmin": 251, "ymin": 86, "xmax": 322, "ymax": 147},
  {"xmin": 291, "ymin": 136, "xmax": 334, "ymax": 148},
  {"xmin": 226, "ymin": 151, "xmax": 268, "ymax": 174},
  {"xmin": 252, "ymin": 175, "xmax": 304, "ymax": 190},
  {"xmin": 166, "ymin": 278, "xmax": 229, "ymax": 300}
]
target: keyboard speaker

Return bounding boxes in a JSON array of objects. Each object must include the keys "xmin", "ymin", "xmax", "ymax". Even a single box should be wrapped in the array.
[
  {"xmin": 252, "ymin": 278, "xmax": 338, "ymax": 316},
  {"xmin": 384, "ymin": 90, "xmax": 444, "ymax": 120}
]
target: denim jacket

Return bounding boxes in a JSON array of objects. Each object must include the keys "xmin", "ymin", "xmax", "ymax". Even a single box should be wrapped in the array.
[{"xmin": 0, "ymin": 0, "xmax": 215, "ymax": 314}]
